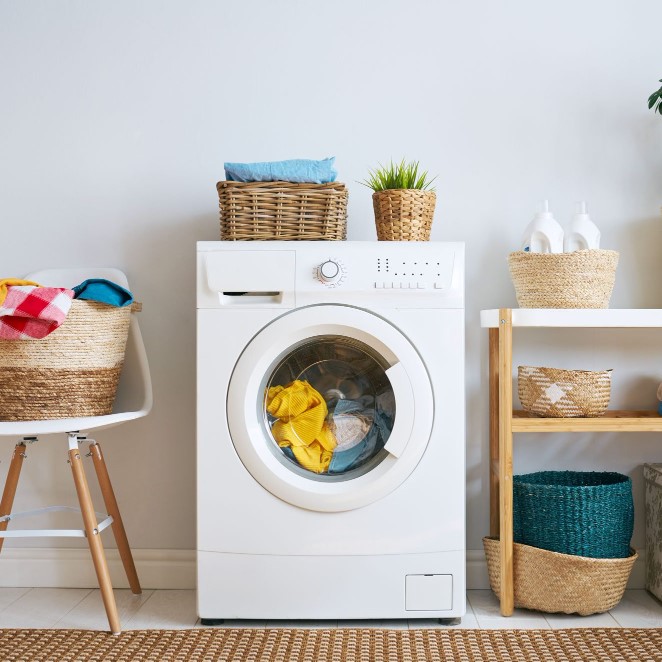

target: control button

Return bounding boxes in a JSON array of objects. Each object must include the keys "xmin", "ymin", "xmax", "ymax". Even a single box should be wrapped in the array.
[
  {"xmin": 384, "ymin": 282, "xmax": 393, "ymax": 289},
  {"xmin": 374, "ymin": 281, "xmax": 384, "ymax": 289},
  {"xmin": 434, "ymin": 283, "xmax": 445, "ymax": 289},
  {"xmin": 417, "ymin": 283, "xmax": 427, "ymax": 289},
  {"xmin": 320, "ymin": 260, "xmax": 340, "ymax": 280},
  {"xmin": 316, "ymin": 259, "xmax": 345, "ymax": 286},
  {"xmin": 408, "ymin": 282, "xmax": 415, "ymax": 289}
]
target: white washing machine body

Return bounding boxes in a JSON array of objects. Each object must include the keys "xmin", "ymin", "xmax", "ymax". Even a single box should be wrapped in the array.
[{"xmin": 197, "ymin": 241, "xmax": 465, "ymax": 620}]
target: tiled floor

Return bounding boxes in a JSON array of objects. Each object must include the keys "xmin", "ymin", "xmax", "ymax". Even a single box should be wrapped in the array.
[{"xmin": 0, "ymin": 589, "xmax": 661, "ymax": 630}]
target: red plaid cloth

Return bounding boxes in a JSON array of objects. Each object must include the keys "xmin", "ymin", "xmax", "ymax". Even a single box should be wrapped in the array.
[{"xmin": 0, "ymin": 286, "xmax": 74, "ymax": 339}]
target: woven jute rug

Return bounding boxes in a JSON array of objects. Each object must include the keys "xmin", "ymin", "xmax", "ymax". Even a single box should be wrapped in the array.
[{"xmin": 2, "ymin": 628, "xmax": 662, "ymax": 662}]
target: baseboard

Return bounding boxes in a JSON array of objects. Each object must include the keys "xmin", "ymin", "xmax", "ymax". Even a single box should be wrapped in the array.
[
  {"xmin": 467, "ymin": 547, "xmax": 646, "ymax": 590},
  {"xmin": 0, "ymin": 547, "xmax": 645, "ymax": 591},
  {"xmin": 0, "ymin": 548, "xmax": 196, "ymax": 589}
]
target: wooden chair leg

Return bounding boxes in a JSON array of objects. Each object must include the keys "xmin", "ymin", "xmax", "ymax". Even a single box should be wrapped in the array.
[
  {"xmin": 88, "ymin": 441, "xmax": 142, "ymax": 594},
  {"xmin": 0, "ymin": 441, "xmax": 27, "ymax": 555},
  {"xmin": 69, "ymin": 445, "xmax": 121, "ymax": 635}
]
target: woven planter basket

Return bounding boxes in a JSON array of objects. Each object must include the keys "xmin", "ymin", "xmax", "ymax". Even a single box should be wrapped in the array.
[
  {"xmin": 217, "ymin": 181, "xmax": 348, "ymax": 240},
  {"xmin": 483, "ymin": 537, "xmax": 637, "ymax": 615},
  {"xmin": 518, "ymin": 366, "xmax": 611, "ymax": 418},
  {"xmin": 513, "ymin": 471, "xmax": 634, "ymax": 559},
  {"xmin": 508, "ymin": 249, "xmax": 619, "ymax": 308},
  {"xmin": 0, "ymin": 300, "xmax": 135, "ymax": 421},
  {"xmin": 373, "ymin": 189, "xmax": 436, "ymax": 241}
]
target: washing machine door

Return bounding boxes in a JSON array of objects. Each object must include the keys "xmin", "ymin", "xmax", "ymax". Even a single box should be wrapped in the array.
[{"xmin": 227, "ymin": 304, "xmax": 433, "ymax": 512}]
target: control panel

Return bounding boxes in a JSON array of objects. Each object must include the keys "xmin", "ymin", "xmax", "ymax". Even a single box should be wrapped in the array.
[
  {"xmin": 375, "ymin": 255, "xmax": 450, "ymax": 290},
  {"xmin": 197, "ymin": 241, "xmax": 464, "ymax": 309},
  {"xmin": 310, "ymin": 250, "xmax": 455, "ymax": 292}
]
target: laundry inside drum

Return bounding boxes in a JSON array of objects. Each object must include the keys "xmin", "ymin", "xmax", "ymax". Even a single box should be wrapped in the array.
[{"xmin": 264, "ymin": 336, "xmax": 396, "ymax": 477}]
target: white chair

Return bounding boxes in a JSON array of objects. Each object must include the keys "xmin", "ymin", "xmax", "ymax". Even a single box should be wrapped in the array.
[{"xmin": 0, "ymin": 268, "xmax": 152, "ymax": 634}]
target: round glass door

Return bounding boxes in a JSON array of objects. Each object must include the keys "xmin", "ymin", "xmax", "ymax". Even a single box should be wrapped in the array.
[
  {"xmin": 226, "ymin": 305, "xmax": 433, "ymax": 512},
  {"xmin": 264, "ymin": 336, "xmax": 396, "ymax": 479}
]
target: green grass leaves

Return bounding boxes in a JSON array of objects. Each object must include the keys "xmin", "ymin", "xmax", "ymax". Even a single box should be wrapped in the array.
[
  {"xmin": 648, "ymin": 79, "xmax": 662, "ymax": 115},
  {"xmin": 360, "ymin": 159, "xmax": 436, "ymax": 191}
]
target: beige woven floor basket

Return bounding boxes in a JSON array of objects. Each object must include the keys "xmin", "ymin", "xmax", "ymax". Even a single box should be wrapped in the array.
[
  {"xmin": 508, "ymin": 249, "xmax": 619, "ymax": 308},
  {"xmin": 0, "ymin": 300, "xmax": 135, "ymax": 421},
  {"xmin": 217, "ymin": 181, "xmax": 348, "ymax": 240},
  {"xmin": 483, "ymin": 537, "xmax": 637, "ymax": 615},
  {"xmin": 373, "ymin": 189, "xmax": 436, "ymax": 241},
  {"xmin": 518, "ymin": 366, "xmax": 611, "ymax": 418}
]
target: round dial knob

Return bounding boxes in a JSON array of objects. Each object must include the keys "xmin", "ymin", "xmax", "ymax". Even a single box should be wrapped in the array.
[{"xmin": 318, "ymin": 260, "xmax": 341, "ymax": 283}]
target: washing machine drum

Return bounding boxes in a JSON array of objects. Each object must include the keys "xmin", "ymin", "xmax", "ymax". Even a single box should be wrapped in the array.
[{"xmin": 227, "ymin": 305, "xmax": 434, "ymax": 512}]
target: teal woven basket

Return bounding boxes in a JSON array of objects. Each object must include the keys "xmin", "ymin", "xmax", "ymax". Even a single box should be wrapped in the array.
[{"xmin": 513, "ymin": 471, "xmax": 634, "ymax": 559}]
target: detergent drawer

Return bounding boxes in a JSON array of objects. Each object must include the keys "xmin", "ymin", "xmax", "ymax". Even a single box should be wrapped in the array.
[{"xmin": 197, "ymin": 249, "xmax": 295, "ymax": 308}]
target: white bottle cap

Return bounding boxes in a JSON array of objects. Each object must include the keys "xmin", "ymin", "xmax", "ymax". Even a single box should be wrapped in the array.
[
  {"xmin": 574, "ymin": 201, "xmax": 590, "ymax": 220},
  {"xmin": 535, "ymin": 199, "xmax": 554, "ymax": 220}
]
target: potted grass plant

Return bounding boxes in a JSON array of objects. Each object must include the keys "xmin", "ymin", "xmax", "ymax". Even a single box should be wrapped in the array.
[{"xmin": 361, "ymin": 159, "xmax": 437, "ymax": 241}]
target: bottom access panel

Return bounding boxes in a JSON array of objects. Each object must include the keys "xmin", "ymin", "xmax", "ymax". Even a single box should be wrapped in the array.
[{"xmin": 197, "ymin": 550, "xmax": 465, "ymax": 620}]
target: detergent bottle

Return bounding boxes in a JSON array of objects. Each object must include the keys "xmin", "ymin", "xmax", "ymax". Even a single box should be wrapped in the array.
[
  {"xmin": 521, "ymin": 200, "xmax": 564, "ymax": 253},
  {"xmin": 564, "ymin": 201, "xmax": 600, "ymax": 252}
]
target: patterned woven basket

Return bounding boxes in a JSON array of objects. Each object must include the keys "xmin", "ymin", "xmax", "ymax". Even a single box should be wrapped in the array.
[
  {"xmin": 508, "ymin": 249, "xmax": 619, "ymax": 308},
  {"xmin": 483, "ymin": 537, "xmax": 637, "ymax": 615},
  {"xmin": 217, "ymin": 181, "xmax": 348, "ymax": 240},
  {"xmin": 513, "ymin": 471, "xmax": 634, "ymax": 559},
  {"xmin": 373, "ymin": 189, "xmax": 436, "ymax": 241},
  {"xmin": 0, "ymin": 300, "xmax": 136, "ymax": 420},
  {"xmin": 518, "ymin": 366, "xmax": 611, "ymax": 418}
]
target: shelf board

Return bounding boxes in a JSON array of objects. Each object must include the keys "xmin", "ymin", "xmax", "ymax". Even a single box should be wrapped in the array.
[
  {"xmin": 481, "ymin": 309, "xmax": 662, "ymax": 328},
  {"xmin": 512, "ymin": 410, "xmax": 662, "ymax": 432}
]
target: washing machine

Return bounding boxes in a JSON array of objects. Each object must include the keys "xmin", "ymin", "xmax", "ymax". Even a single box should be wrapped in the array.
[{"xmin": 196, "ymin": 240, "xmax": 465, "ymax": 621}]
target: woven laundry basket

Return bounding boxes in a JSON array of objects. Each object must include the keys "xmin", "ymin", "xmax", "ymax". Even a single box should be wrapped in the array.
[
  {"xmin": 518, "ymin": 366, "xmax": 611, "ymax": 418},
  {"xmin": 0, "ymin": 300, "xmax": 136, "ymax": 421},
  {"xmin": 513, "ymin": 471, "xmax": 634, "ymax": 559},
  {"xmin": 508, "ymin": 249, "xmax": 619, "ymax": 308},
  {"xmin": 217, "ymin": 181, "xmax": 348, "ymax": 240},
  {"xmin": 373, "ymin": 189, "xmax": 436, "ymax": 241},
  {"xmin": 483, "ymin": 537, "xmax": 637, "ymax": 615}
]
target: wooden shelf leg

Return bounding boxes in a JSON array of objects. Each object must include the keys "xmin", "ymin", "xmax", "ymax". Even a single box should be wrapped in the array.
[
  {"xmin": 498, "ymin": 308, "xmax": 514, "ymax": 616},
  {"xmin": 69, "ymin": 443, "xmax": 121, "ymax": 635},
  {"xmin": 489, "ymin": 328, "xmax": 500, "ymax": 538},
  {"xmin": 88, "ymin": 440, "xmax": 142, "ymax": 595},
  {"xmin": 0, "ymin": 441, "xmax": 27, "ymax": 555}
]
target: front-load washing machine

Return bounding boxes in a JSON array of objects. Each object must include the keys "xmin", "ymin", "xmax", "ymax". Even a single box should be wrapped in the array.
[{"xmin": 197, "ymin": 241, "xmax": 465, "ymax": 621}]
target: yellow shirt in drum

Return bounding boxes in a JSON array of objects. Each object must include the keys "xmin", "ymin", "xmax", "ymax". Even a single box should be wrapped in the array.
[{"xmin": 266, "ymin": 380, "xmax": 337, "ymax": 474}]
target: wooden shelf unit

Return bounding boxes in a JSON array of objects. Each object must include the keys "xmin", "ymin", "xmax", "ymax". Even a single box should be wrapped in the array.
[{"xmin": 481, "ymin": 308, "xmax": 662, "ymax": 616}]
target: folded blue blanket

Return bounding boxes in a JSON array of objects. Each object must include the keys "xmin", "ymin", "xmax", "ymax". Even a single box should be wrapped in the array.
[
  {"xmin": 73, "ymin": 279, "xmax": 134, "ymax": 308},
  {"xmin": 224, "ymin": 157, "xmax": 337, "ymax": 184}
]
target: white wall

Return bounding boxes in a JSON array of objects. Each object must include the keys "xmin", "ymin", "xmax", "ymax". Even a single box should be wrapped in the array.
[{"xmin": 1, "ymin": 0, "xmax": 662, "ymax": 581}]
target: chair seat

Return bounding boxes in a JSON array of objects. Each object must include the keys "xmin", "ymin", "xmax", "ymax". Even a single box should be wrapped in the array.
[{"xmin": 0, "ymin": 411, "xmax": 146, "ymax": 437}]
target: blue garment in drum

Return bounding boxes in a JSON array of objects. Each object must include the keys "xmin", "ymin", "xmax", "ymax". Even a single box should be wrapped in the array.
[{"xmin": 328, "ymin": 399, "xmax": 392, "ymax": 474}]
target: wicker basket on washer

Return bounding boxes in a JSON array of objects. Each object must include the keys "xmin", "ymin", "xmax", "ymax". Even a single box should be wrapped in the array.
[
  {"xmin": 483, "ymin": 537, "xmax": 637, "ymax": 615},
  {"xmin": 217, "ymin": 181, "xmax": 348, "ymax": 240},
  {"xmin": 0, "ymin": 300, "xmax": 136, "ymax": 421},
  {"xmin": 508, "ymin": 249, "xmax": 619, "ymax": 308},
  {"xmin": 518, "ymin": 366, "xmax": 611, "ymax": 418}
]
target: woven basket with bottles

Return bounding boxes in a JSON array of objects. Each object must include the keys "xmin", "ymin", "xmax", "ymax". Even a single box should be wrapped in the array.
[{"xmin": 508, "ymin": 249, "xmax": 619, "ymax": 308}]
